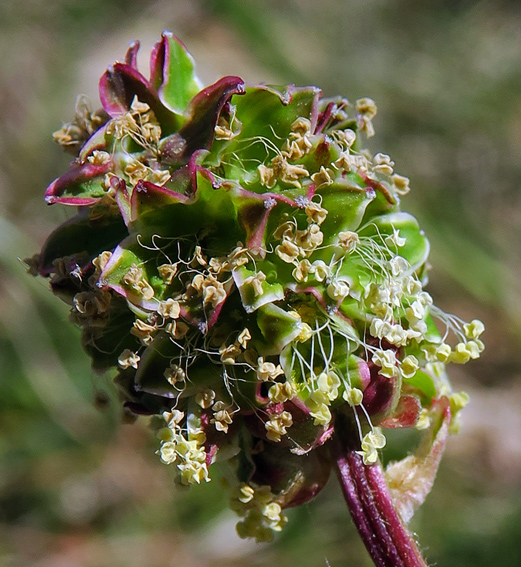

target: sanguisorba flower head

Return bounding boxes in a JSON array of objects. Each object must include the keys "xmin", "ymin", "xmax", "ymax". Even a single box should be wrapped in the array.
[{"xmin": 29, "ymin": 32, "xmax": 483, "ymax": 560}]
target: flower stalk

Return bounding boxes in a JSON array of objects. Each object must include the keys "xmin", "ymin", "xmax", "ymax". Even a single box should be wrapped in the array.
[{"xmin": 331, "ymin": 412, "xmax": 429, "ymax": 567}]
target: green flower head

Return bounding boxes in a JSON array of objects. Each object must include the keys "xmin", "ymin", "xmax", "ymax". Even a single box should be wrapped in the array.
[{"xmin": 29, "ymin": 32, "xmax": 483, "ymax": 545}]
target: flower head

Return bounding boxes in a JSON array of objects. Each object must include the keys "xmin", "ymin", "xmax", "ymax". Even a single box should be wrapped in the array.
[{"xmin": 30, "ymin": 32, "xmax": 484, "ymax": 547}]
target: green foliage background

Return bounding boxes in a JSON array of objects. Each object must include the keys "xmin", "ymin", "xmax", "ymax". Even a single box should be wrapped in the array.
[{"xmin": 1, "ymin": 0, "xmax": 520, "ymax": 565}]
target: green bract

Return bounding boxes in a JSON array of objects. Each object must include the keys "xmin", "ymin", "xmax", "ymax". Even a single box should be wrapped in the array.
[{"xmin": 30, "ymin": 32, "xmax": 484, "ymax": 543}]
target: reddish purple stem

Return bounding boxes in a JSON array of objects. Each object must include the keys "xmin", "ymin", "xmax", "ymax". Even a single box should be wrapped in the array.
[{"xmin": 331, "ymin": 424, "xmax": 429, "ymax": 567}]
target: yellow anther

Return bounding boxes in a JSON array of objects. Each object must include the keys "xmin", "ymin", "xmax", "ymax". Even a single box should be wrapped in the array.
[
  {"xmin": 343, "ymin": 387, "xmax": 364, "ymax": 407},
  {"xmin": 117, "ymin": 349, "xmax": 140, "ymax": 369},
  {"xmin": 463, "ymin": 319, "xmax": 485, "ymax": 340},
  {"xmin": 296, "ymin": 322, "xmax": 313, "ymax": 342},
  {"xmin": 268, "ymin": 382, "xmax": 296, "ymax": 403},
  {"xmin": 195, "ymin": 388, "xmax": 216, "ymax": 409},
  {"xmin": 358, "ymin": 428, "xmax": 386, "ymax": 465},
  {"xmin": 158, "ymin": 298, "xmax": 181, "ymax": 319},
  {"xmin": 400, "ymin": 355, "xmax": 419, "ymax": 379},
  {"xmin": 372, "ymin": 349, "xmax": 398, "ymax": 378},
  {"xmin": 338, "ymin": 231, "xmax": 360, "ymax": 253},
  {"xmin": 157, "ymin": 263, "xmax": 178, "ymax": 285},
  {"xmin": 257, "ymin": 358, "xmax": 285, "ymax": 382},
  {"xmin": 311, "ymin": 166, "xmax": 334, "ymax": 190},
  {"xmin": 392, "ymin": 174, "xmax": 410, "ymax": 196},
  {"xmin": 265, "ymin": 411, "xmax": 293, "ymax": 442},
  {"xmin": 164, "ymin": 363, "xmax": 185, "ymax": 386}
]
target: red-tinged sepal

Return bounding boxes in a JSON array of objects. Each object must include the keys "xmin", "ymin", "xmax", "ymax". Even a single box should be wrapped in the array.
[
  {"xmin": 99, "ymin": 63, "xmax": 152, "ymax": 117},
  {"xmin": 99, "ymin": 62, "xmax": 177, "ymax": 131},
  {"xmin": 178, "ymin": 76, "xmax": 245, "ymax": 156},
  {"xmin": 112, "ymin": 176, "xmax": 132, "ymax": 226},
  {"xmin": 362, "ymin": 361, "xmax": 400, "ymax": 418},
  {"xmin": 45, "ymin": 161, "xmax": 112, "ymax": 206},
  {"xmin": 379, "ymin": 394, "xmax": 422, "ymax": 429},
  {"xmin": 125, "ymin": 40, "xmax": 140, "ymax": 69},
  {"xmin": 78, "ymin": 123, "xmax": 110, "ymax": 163},
  {"xmin": 129, "ymin": 178, "xmax": 189, "ymax": 224}
]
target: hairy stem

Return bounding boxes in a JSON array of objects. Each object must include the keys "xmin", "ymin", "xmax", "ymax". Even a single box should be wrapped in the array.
[{"xmin": 331, "ymin": 419, "xmax": 429, "ymax": 567}]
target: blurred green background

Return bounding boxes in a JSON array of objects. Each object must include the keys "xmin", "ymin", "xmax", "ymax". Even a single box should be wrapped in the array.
[{"xmin": 1, "ymin": 0, "xmax": 520, "ymax": 565}]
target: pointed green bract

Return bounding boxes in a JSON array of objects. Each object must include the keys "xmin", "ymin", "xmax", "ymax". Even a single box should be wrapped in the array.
[{"xmin": 158, "ymin": 33, "xmax": 203, "ymax": 116}]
